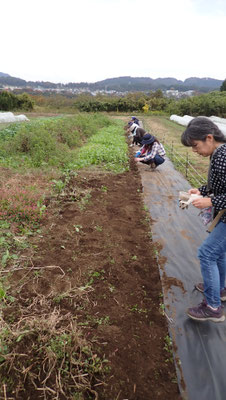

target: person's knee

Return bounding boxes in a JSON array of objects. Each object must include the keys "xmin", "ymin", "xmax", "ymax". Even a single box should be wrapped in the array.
[
  {"xmin": 198, "ymin": 243, "xmax": 216, "ymax": 262},
  {"xmin": 158, "ymin": 158, "xmax": 165, "ymax": 165},
  {"xmin": 154, "ymin": 156, "xmax": 165, "ymax": 166},
  {"xmin": 198, "ymin": 244, "xmax": 207, "ymax": 259}
]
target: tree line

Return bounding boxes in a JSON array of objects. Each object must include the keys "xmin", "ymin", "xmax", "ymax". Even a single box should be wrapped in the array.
[
  {"xmin": 0, "ymin": 78, "xmax": 226, "ymax": 116},
  {"xmin": 0, "ymin": 91, "xmax": 34, "ymax": 111},
  {"xmin": 73, "ymin": 90, "xmax": 226, "ymax": 117}
]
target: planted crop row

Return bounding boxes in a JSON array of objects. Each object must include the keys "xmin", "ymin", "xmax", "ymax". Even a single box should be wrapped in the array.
[{"xmin": 72, "ymin": 123, "xmax": 129, "ymax": 173}]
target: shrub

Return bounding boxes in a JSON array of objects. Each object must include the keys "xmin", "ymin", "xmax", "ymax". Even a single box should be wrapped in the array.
[
  {"xmin": 220, "ymin": 79, "xmax": 226, "ymax": 92},
  {"xmin": 167, "ymin": 91, "xmax": 226, "ymax": 117},
  {"xmin": 0, "ymin": 91, "xmax": 34, "ymax": 111}
]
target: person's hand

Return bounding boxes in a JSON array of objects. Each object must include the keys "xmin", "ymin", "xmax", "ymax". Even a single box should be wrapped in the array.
[
  {"xmin": 188, "ymin": 188, "xmax": 201, "ymax": 195},
  {"xmin": 192, "ymin": 197, "xmax": 212, "ymax": 209},
  {"xmin": 135, "ymin": 157, "xmax": 142, "ymax": 162}
]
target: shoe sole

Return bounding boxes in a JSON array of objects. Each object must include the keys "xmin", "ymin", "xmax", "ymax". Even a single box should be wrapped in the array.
[
  {"xmin": 195, "ymin": 284, "xmax": 204, "ymax": 294},
  {"xmin": 195, "ymin": 285, "xmax": 226, "ymax": 302},
  {"xmin": 187, "ymin": 312, "xmax": 225, "ymax": 323}
]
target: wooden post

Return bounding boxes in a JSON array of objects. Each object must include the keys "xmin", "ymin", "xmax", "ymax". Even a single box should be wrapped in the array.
[
  {"xmin": 186, "ymin": 152, "xmax": 189, "ymax": 178},
  {"xmin": 171, "ymin": 141, "xmax": 174, "ymax": 160}
]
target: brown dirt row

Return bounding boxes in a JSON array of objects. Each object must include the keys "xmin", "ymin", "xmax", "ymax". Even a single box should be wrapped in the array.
[{"xmin": 1, "ymin": 149, "xmax": 182, "ymax": 399}]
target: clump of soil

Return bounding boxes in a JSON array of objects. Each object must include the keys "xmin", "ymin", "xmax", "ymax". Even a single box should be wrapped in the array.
[{"xmin": 1, "ymin": 152, "xmax": 181, "ymax": 399}]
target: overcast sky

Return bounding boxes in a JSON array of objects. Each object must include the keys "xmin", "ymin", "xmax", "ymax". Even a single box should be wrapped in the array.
[{"xmin": 1, "ymin": 0, "xmax": 226, "ymax": 84}]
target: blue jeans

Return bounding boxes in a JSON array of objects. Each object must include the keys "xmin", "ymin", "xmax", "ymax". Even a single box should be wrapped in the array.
[
  {"xmin": 198, "ymin": 221, "xmax": 226, "ymax": 307},
  {"xmin": 141, "ymin": 154, "xmax": 165, "ymax": 166}
]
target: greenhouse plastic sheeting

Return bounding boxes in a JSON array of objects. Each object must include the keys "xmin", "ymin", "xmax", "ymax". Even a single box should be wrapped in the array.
[
  {"xmin": 210, "ymin": 116, "xmax": 226, "ymax": 126},
  {"xmin": 170, "ymin": 114, "xmax": 226, "ymax": 136},
  {"xmin": 170, "ymin": 114, "xmax": 194, "ymax": 126},
  {"xmin": 138, "ymin": 158, "xmax": 226, "ymax": 400},
  {"xmin": 0, "ymin": 112, "xmax": 29, "ymax": 123}
]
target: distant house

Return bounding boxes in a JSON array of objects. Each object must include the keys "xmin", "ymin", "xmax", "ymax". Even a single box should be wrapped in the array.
[
  {"xmin": 165, "ymin": 89, "xmax": 195, "ymax": 98},
  {"xmin": 165, "ymin": 89, "xmax": 180, "ymax": 98}
]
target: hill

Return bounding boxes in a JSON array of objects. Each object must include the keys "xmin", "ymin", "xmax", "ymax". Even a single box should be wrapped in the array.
[
  {"xmin": 0, "ymin": 72, "xmax": 10, "ymax": 78},
  {"xmin": 0, "ymin": 73, "xmax": 223, "ymax": 92}
]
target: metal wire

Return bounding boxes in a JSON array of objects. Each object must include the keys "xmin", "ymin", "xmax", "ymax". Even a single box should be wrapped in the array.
[{"xmin": 163, "ymin": 141, "xmax": 206, "ymax": 186}]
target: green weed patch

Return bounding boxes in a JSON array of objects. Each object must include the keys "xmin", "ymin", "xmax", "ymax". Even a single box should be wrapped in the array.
[
  {"xmin": 0, "ymin": 113, "xmax": 116, "ymax": 169},
  {"xmin": 72, "ymin": 123, "xmax": 129, "ymax": 173}
]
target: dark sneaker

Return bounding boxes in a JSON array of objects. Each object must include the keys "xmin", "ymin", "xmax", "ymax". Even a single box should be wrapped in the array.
[
  {"xmin": 150, "ymin": 162, "xmax": 157, "ymax": 169},
  {"xmin": 187, "ymin": 300, "xmax": 225, "ymax": 322},
  {"xmin": 195, "ymin": 282, "xmax": 226, "ymax": 301}
]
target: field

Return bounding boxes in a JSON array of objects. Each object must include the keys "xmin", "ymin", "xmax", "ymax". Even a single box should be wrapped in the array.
[{"xmin": 0, "ymin": 112, "xmax": 195, "ymax": 399}]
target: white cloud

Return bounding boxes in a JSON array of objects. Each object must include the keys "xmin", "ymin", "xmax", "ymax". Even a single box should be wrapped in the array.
[
  {"xmin": 1, "ymin": 0, "xmax": 226, "ymax": 83},
  {"xmin": 190, "ymin": 0, "xmax": 226, "ymax": 16}
]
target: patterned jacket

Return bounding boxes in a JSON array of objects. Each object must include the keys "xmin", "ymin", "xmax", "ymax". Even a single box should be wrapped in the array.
[
  {"xmin": 140, "ymin": 142, "xmax": 166, "ymax": 162},
  {"xmin": 199, "ymin": 144, "xmax": 226, "ymax": 223}
]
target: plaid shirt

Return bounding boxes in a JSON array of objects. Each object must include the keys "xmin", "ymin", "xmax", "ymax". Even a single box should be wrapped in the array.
[
  {"xmin": 199, "ymin": 144, "xmax": 226, "ymax": 223},
  {"xmin": 140, "ymin": 142, "xmax": 166, "ymax": 162}
]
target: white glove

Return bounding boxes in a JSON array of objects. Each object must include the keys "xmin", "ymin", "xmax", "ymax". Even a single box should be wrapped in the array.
[{"xmin": 179, "ymin": 191, "xmax": 203, "ymax": 209}]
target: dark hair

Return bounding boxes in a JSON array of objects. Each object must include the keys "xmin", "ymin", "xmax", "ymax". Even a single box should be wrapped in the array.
[
  {"xmin": 145, "ymin": 136, "xmax": 160, "ymax": 150},
  {"xmin": 151, "ymin": 136, "xmax": 160, "ymax": 144},
  {"xmin": 181, "ymin": 117, "xmax": 226, "ymax": 146}
]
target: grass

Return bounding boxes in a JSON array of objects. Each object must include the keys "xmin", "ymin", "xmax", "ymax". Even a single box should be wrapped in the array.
[{"xmin": 0, "ymin": 122, "xmax": 15, "ymax": 131}]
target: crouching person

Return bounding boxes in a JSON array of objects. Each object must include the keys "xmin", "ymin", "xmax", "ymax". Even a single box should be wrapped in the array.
[
  {"xmin": 128, "ymin": 123, "xmax": 143, "ymax": 147},
  {"xmin": 132, "ymin": 127, "xmax": 146, "ymax": 146},
  {"xmin": 134, "ymin": 133, "xmax": 166, "ymax": 169}
]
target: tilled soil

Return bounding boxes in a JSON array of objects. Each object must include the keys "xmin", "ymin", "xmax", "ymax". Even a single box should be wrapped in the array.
[{"xmin": 2, "ymin": 150, "xmax": 182, "ymax": 399}]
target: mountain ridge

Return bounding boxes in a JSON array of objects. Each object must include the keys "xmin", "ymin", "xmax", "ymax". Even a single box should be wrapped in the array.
[
  {"xmin": 0, "ymin": 73, "xmax": 223, "ymax": 92},
  {"xmin": 0, "ymin": 72, "xmax": 10, "ymax": 78}
]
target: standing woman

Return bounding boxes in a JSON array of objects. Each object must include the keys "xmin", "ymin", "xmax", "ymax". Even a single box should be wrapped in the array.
[
  {"xmin": 181, "ymin": 117, "xmax": 226, "ymax": 322},
  {"xmin": 134, "ymin": 133, "xmax": 166, "ymax": 169}
]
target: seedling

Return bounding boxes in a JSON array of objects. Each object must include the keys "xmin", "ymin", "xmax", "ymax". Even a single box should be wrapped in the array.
[
  {"xmin": 94, "ymin": 225, "xmax": 103, "ymax": 232},
  {"xmin": 0, "ymin": 283, "xmax": 15, "ymax": 304},
  {"xmin": 148, "ymin": 231, "xmax": 152, "ymax": 239},
  {"xmin": 52, "ymin": 179, "xmax": 66, "ymax": 193},
  {"xmin": 74, "ymin": 224, "xmax": 83, "ymax": 233},
  {"xmin": 159, "ymin": 302, "xmax": 165, "ymax": 315},
  {"xmin": 164, "ymin": 334, "xmax": 174, "ymax": 363},
  {"xmin": 154, "ymin": 248, "xmax": 159, "ymax": 256},
  {"xmin": 78, "ymin": 193, "xmax": 91, "ymax": 210},
  {"xmin": 1, "ymin": 250, "xmax": 19, "ymax": 267},
  {"xmin": 101, "ymin": 185, "xmax": 108, "ymax": 193},
  {"xmin": 108, "ymin": 284, "xmax": 115, "ymax": 293},
  {"xmin": 34, "ymin": 270, "xmax": 43, "ymax": 278},
  {"xmin": 130, "ymin": 304, "xmax": 148, "ymax": 314}
]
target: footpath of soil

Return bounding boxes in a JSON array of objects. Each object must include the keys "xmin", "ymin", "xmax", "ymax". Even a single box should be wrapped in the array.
[{"xmin": 3, "ymin": 150, "xmax": 182, "ymax": 399}]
